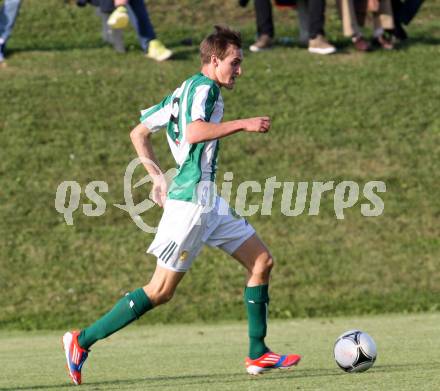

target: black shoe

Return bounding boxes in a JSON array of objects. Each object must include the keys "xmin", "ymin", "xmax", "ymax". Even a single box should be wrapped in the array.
[{"xmin": 394, "ymin": 24, "xmax": 408, "ymax": 41}]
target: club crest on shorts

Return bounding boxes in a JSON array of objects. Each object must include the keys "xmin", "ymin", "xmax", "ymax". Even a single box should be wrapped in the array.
[{"xmin": 179, "ymin": 250, "xmax": 189, "ymax": 261}]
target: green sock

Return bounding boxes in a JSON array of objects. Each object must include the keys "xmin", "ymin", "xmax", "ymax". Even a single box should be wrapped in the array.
[
  {"xmin": 244, "ymin": 284, "xmax": 270, "ymax": 359},
  {"xmin": 78, "ymin": 288, "xmax": 153, "ymax": 350}
]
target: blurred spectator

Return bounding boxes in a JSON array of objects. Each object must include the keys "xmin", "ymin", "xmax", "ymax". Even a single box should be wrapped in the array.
[
  {"xmin": 390, "ymin": 0, "xmax": 424, "ymax": 41},
  {"xmin": 83, "ymin": 0, "xmax": 172, "ymax": 61},
  {"xmin": 110, "ymin": 0, "xmax": 172, "ymax": 61},
  {"xmin": 248, "ymin": 0, "xmax": 274, "ymax": 52},
  {"xmin": 242, "ymin": 0, "xmax": 333, "ymax": 54},
  {"xmin": 338, "ymin": 0, "xmax": 371, "ymax": 51},
  {"xmin": 93, "ymin": 2, "xmax": 125, "ymax": 53},
  {"xmin": 367, "ymin": 0, "xmax": 395, "ymax": 49},
  {"xmin": 296, "ymin": 0, "xmax": 310, "ymax": 45},
  {"xmin": 338, "ymin": 0, "xmax": 394, "ymax": 50},
  {"xmin": 0, "ymin": 0, "xmax": 22, "ymax": 64}
]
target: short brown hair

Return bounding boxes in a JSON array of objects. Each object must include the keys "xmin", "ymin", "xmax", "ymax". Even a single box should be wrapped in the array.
[{"xmin": 200, "ymin": 25, "xmax": 242, "ymax": 64}]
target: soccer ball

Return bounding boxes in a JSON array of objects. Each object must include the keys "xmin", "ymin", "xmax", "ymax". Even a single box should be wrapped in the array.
[{"xmin": 333, "ymin": 330, "xmax": 377, "ymax": 372}]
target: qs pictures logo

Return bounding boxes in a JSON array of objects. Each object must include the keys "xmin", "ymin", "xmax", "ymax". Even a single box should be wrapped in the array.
[{"xmin": 54, "ymin": 158, "xmax": 177, "ymax": 233}]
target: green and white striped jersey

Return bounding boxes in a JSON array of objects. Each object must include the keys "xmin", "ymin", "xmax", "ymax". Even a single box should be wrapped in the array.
[{"xmin": 140, "ymin": 73, "xmax": 224, "ymax": 203}]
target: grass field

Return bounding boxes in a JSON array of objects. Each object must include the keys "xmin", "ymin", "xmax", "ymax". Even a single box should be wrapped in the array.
[
  {"xmin": 1, "ymin": 1, "xmax": 439, "ymax": 330},
  {"xmin": 1, "ymin": 313, "xmax": 440, "ymax": 390}
]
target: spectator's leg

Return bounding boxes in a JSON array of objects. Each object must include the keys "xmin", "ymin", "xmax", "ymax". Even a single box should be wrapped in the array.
[
  {"xmin": 377, "ymin": 0, "xmax": 394, "ymax": 30},
  {"xmin": 127, "ymin": 0, "xmax": 156, "ymax": 52},
  {"xmin": 96, "ymin": 7, "xmax": 111, "ymax": 43},
  {"xmin": 296, "ymin": 0, "xmax": 309, "ymax": 45},
  {"xmin": 96, "ymin": 7, "xmax": 125, "ymax": 53},
  {"xmin": 391, "ymin": 0, "xmax": 403, "ymax": 24},
  {"xmin": 254, "ymin": 0, "xmax": 274, "ymax": 38},
  {"xmin": 390, "ymin": 0, "xmax": 423, "ymax": 40},
  {"xmin": 307, "ymin": 0, "xmax": 336, "ymax": 54},
  {"xmin": 340, "ymin": 0, "xmax": 362, "ymax": 37},
  {"xmin": 372, "ymin": 0, "xmax": 394, "ymax": 49},
  {"xmin": 308, "ymin": 0, "xmax": 325, "ymax": 39},
  {"xmin": 99, "ymin": 0, "xmax": 116, "ymax": 14},
  {"xmin": 249, "ymin": 0, "xmax": 274, "ymax": 52},
  {"xmin": 340, "ymin": 0, "xmax": 370, "ymax": 51},
  {"xmin": 402, "ymin": 0, "xmax": 424, "ymax": 25},
  {"xmin": 355, "ymin": 0, "xmax": 368, "ymax": 26},
  {"xmin": 0, "ymin": 0, "xmax": 22, "ymax": 54},
  {"xmin": 400, "ymin": 0, "xmax": 424, "ymax": 25},
  {"xmin": 390, "ymin": 0, "xmax": 408, "ymax": 40}
]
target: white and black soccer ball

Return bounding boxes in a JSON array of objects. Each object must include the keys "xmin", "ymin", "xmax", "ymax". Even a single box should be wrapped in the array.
[{"xmin": 334, "ymin": 330, "xmax": 377, "ymax": 373}]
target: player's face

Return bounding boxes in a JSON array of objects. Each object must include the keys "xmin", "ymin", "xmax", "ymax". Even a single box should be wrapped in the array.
[{"xmin": 214, "ymin": 46, "xmax": 243, "ymax": 90}]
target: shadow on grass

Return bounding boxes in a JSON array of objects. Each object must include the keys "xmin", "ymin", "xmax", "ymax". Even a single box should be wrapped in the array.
[
  {"xmin": 2, "ymin": 362, "xmax": 440, "ymax": 390},
  {"xmin": 322, "ymin": 36, "xmax": 440, "ymax": 54},
  {"xmin": 0, "ymin": 368, "xmax": 338, "ymax": 390},
  {"xmin": 6, "ymin": 41, "xmax": 112, "ymax": 53},
  {"xmin": 373, "ymin": 362, "xmax": 440, "ymax": 373},
  {"xmin": 396, "ymin": 35, "xmax": 440, "ymax": 49},
  {"xmin": 0, "ymin": 367, "xmax": 369, "ymax": 391},
  {"xmin": 5, "ymin": 35, "xmax": 197, "ymax": 53},
  {"xmin": 3, "ymin": 41, "xmax": 199, "ymax": 63},
  {"xmin": 3, "ymin": 33, "xmax": 438, "ymax": 63}
]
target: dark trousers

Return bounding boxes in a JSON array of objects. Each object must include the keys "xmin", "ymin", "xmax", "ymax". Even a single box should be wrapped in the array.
[
  {"xmin": 254, "ymin": 0, "xmax": 274, "ymax": 38},
  {"xmin": 254, "ymin": 0, "xmax": 326, "ymax": 40},
  {"xmin": 391, "ymin": 0, "xmax": 424, "ymax": 25},
  {"xmin": 308, "ymin": 0, "xmax": 326, "ymax": 39}
]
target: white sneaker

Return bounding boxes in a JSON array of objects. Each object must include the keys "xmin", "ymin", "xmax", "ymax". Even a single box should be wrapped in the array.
[
  {"xmin": 249, "ymin": 34, "xmax": 273, "ymax": 52},
  {"xmin": 308, "ymin": 35, "xmax": 336, "ymax": 55}
]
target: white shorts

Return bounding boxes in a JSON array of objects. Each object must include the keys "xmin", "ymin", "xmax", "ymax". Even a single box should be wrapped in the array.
[{"xmin": 147, "ymin": 196, "xmax": 255, "ymax": 272}]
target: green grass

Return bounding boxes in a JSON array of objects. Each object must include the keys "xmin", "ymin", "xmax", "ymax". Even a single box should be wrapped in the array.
[
  {"xmin": 1, "ymin": 313, "xmax": 440, "ymax": 390},
  {"xmin": 0, "ymin": 1, "xmax": 439, "ymax": 329}
]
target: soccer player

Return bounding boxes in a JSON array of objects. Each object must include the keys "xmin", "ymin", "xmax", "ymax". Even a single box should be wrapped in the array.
[{"xmin": 63, "ymin": 25, "xmax": 301, "ymax": 385}]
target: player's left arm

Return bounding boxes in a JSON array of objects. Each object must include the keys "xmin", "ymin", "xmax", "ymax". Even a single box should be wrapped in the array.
[{"xmin": 186, "ymin": 83, "xmax": 270, "ymax": 143}]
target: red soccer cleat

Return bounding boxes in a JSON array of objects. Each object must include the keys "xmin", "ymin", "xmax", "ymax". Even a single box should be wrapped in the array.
[
  {"xmin": 62, "ymin": 330, "xmax": 89, "ymax": 385},
  {"xmin": 245, "ymin": 351, "xmax": 301, "ymax": 375}
]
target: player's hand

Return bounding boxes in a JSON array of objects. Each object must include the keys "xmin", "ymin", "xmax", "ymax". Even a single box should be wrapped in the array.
[
  {"xmin": 152, "ymin": 177, "xmax": 167, "ymax": 208},
  {"xmin": 242, "ymin": 117, "xmax": 271, "ymax": 133}
]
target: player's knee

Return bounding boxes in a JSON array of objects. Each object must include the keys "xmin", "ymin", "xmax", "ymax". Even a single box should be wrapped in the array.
[
  {"xmin": 253, "ymin": 252, "xmax": 274, "ymax": 275},
  {"xmin": 146, "ymin": 287, "xmax": 175, "ymax": 306},
  {"xmin": 155, "ymin": 290, "xmax": 174, "ymax": 305},
  {"xmin": 262, "ymin": 254, "xmax": 274, "ymax": 273},
  {"xmin": 267, "ymin": 255, "xmax": 274, "ymax": 271}
]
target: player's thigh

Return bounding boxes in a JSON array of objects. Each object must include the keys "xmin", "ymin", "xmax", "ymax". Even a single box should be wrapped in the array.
[
  {"xmin": 144, "ymin": 264, "xmax": 186, "ymax": 304},
  {"xmin": 231, "ymin": 234, "xmax": 273, "ymax": 273},
  {"xmin": 148, "ymin": 200, "xmax": 205, "ymax": 272}
]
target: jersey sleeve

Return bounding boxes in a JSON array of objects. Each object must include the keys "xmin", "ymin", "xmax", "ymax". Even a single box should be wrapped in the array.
[
  {"xmin": 190, "ymin": 83, "xmax": 220, "ymax": 122},
  {"xmin": 139, "ymin": 95, "xmax": 172, "ymax": 133}
]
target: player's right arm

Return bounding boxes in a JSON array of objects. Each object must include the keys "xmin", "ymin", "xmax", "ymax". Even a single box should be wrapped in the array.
[
  {"xmin": 130, "ymin": 95, "xmax": 173, "ymax": 207},
  {"xmin": 130, "ymin": 123, "xmax": 167, "ymax": 207},
  {"xmin": 186, "ymin": 117, "xmax": 271, "ymax": 144}
]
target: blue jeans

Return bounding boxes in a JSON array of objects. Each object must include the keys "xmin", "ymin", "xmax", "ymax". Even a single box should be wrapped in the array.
[
  {"xmin": 126, "ymin": 0, "xmax": 156, "ymax": 52},
  {"xmin": 0, "ymin": 0, "xmax": 22, "ymax": 60},
  {"xmin": 0, "ymin": 0, "xmax": 22, "ymax": 59}
]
